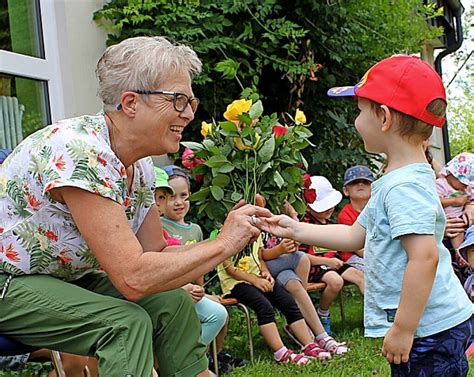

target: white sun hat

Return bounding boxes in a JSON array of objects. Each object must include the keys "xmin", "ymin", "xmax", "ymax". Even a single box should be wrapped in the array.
[{"xmin": 308, "ymin": 176, "xmax": 343, "ymax": 213}]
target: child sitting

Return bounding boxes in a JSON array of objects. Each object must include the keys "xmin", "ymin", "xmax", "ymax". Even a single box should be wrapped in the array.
[
  {"xmin": 218, "ymin": 238, "xmax": 331, "ymax": 364},
  {"xmin": 436, "ymin": 152, "xmax": 474, "ymax": 249},
  {"xmin": 337, "ymin": 165, "xmax": 375, "ymax": 270},
  {"xmin": 457, "ymin": 226, "xmax": 474, "ymax": 300},
  {"xmin": 261, "ymin": 232, "xmax": 348, "ymax": 355},
  {"xmin": 299, "ymin": 175, "xmax": 364, "ymax": 334},
  {"xmin": 159, "ymin": 165, "xmax": 228, "ymax": 348}
]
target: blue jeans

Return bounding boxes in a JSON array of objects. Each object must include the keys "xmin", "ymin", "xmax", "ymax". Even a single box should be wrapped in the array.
[{"xmin": 391, "ymin": 316, "xmax": 473, "ymax": 377}]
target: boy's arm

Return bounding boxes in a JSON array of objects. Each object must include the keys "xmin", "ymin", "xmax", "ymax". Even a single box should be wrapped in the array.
[
  {"xmin": 307, "ymin": 254, "xmax": 344, "ymax": 269},
  {"xmin": 261, "ymin": 244, "xmax": 286, "ymax": 261},
  {"xmin": 382, "ymin": 234, "xmax": 438, "ymax": 364},
  {"xmin": 295, "ymin": 221, "xmax": 366, "ymax": 251}
]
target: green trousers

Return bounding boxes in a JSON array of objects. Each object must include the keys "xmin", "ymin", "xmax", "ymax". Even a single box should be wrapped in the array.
[{"xmin": 0, "ymin": 272, "xmax": 208, "ymax": 377}]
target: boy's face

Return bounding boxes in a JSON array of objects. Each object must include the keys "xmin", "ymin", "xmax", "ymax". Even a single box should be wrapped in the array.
[
  {"xmin": 355, "ymin": 98, "xmax": 384, "ymax": 153},
  {"xmin": 154, "ymin": 188, "xmax": 170, "ymax": 216},
  {"xmin": 164, "ymin": 177, "xmax": 190, "ymax": 222},
  {"xmin": 343, "ymin": 179, "xmax": 372, "ymax": 202},
  {"xmin": 310, "ymin": 206, "xmax": 335, "ymax": 222}
]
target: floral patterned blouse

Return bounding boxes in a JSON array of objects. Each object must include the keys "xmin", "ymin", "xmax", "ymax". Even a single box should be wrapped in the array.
[{"xmin": 0, "ymin": 114, "xmax": 155, "ymax": 281}]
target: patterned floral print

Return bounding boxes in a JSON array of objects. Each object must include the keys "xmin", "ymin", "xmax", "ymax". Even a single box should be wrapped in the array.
[{"xmin": 0, "ymin": 114, "xmax": 155, "ymax": 281}]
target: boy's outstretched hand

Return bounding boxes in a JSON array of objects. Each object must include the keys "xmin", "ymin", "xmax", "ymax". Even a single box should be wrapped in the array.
[
  {"xmin": 382, "ymin": 324, "xmax": 413, "ymax": 364},
  {"xmin": 257, "ymin": 214, "xmax": 297, "ymax": 239}
]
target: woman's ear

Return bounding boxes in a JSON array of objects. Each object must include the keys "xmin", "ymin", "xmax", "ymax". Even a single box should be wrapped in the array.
[
  {"xmin": 380, "ymin": 105, "xmax": 393, "ymax": 132},
  {"xmin": 119, "ymin": 91, "xmax": 139, "ymax": 117}
]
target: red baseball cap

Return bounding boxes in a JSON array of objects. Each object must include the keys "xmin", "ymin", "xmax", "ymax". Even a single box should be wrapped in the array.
[{"xmin": 327, "ymin": 55, "xmax": 446, "ymax": 128}]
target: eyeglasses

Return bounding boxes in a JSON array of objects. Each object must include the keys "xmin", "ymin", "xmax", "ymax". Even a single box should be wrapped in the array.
[{"xmin": 134, "ymin": 90, "xmax": 199, "ymax": 113}]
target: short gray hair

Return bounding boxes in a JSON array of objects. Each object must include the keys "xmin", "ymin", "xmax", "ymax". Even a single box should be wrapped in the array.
[{"xmin": 96, "ymin": 36, "xmax": 202, "ymax": 112}]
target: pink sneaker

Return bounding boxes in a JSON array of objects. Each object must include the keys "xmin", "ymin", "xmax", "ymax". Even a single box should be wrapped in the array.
[
  {"xmin": 275, "ymin": 348, "xmax": 310, "ymax": 365},
  {"xmin": 315, "ymin": 336, "xmax": 348, "ymax": 355},
  {"xmin": 301, "ymin": 343, "xmax": 331, "ymax": 361}
]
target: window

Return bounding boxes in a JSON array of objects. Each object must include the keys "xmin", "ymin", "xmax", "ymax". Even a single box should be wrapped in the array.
[{"xmin": 0, "ymin": 0, "xmax": 63, "ymax": 149}]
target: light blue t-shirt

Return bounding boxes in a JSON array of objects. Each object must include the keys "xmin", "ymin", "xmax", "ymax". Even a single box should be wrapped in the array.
[{"xmin": 358, "ymin": 163, "xmax": 472, "ymax": 338}]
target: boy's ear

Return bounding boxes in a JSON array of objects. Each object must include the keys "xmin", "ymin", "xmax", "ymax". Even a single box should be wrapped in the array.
[
  {"xmin": 380, "ymin": 105, "xmax": 393, "ymax": 132},
  {"xmin": 343, "ymin": 186, "xmax": 349, "ymax": 196}
]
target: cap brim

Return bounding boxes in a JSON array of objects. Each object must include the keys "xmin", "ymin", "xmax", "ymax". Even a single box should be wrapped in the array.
[
  {"xmin": 327, "ymin": 86, "xmax": 356, "ymax": 97},
  {"xmin": 459, "ymin": 238, "xmax": 474, "ymax": 251},
  {"xmin": 344, "ymin": 177, "xmax": 374, "ymax": 186},
  {"xmin": 155, "ymin": 184, "xmax": 175, "ymax": 195},
  {"xmin": 309, "ymin": 191, "xmax": 343, "ymax": 212}
]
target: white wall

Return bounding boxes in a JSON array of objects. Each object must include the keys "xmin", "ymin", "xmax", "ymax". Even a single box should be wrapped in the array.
[{"xmin": 52, "ymin": 0, "xmax": 108, "ymax": 118}]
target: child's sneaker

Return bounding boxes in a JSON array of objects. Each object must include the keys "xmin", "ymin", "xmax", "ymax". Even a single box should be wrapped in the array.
[
  {"xmin": 318, "ymin": 314, "xmax": 332, "ymax": 335},
  {"xmin": 315, "ymin": 335, "xmax": 348, "ymax": 355},
  {"xmin": 301, "ymin": 343, "xmax": 331, "ymax": 361},
  {"xmin": 275, "ymin": 348, "xmax": 310, "ymax": 365}
]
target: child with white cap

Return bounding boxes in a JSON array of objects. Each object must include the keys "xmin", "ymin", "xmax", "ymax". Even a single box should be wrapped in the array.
[{"xmin": 299, "ymin": 176, "xmax": 364, "ymax": 335}]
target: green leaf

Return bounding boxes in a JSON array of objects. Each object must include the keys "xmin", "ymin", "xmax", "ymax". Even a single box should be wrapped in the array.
[
  {"xmin": 249, "ymin": 100, "xmax": 263, "ymax": 119},
  {"xmin": 231, "ymin": 192, "xmax": 243, "ymax": 201},
  {"xmin": 215, "ymin": 58, "xmax": 240, "ymax": 79},
  {"xmin": 181, "ymin": 141, "xmax": 204, "ymax": 151},
  {"xmin": 216, "ymin": 163, "xmax": 235, "ymax": 173},
  {"xmin": 212, "ymin": 174, "xmax": 230, "ymax": 187},
  {"xmin": 258, "ymin": 137, "xmax": 275, "ymax": 163},
  {"xmin": 190, "ymin": 187, "xmax": 210, "ymax": 201},
  {"xmin": 205, "ymin": 155, "xmax": 229, "ymax": 168},
  {"xmin": 273, "ymin": 170, "xmax": 285, "ymax": 188},
  {"xmin": 219, "ymin": 121, "xmax": 239, "ymax": 137},
  {"xmin": 210, "ymin": 186, "xmax": 224, "ymax": 200}
]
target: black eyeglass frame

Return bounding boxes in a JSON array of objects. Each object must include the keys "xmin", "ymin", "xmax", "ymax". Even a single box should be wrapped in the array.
[{"xmin": 132, "ymin": 90, "xmax": 199, "ymax": 113}]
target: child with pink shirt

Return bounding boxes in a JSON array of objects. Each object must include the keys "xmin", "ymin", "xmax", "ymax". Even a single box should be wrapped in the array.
[{"xmin": 436, "ymin": 152, "xmax": 474, "ymax": 248}]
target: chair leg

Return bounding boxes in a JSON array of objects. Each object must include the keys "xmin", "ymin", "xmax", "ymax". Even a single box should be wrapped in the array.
[
  {"xmin": 339, "ymin": 287, "xmax": 345, "ymax": 323},
  {"xmin": 49, "ymin": 350, "xmax": 66, "ymax": 377},
  {"xmin": 237, "ymin": 303, "xmax": 254, "ymax": 363},
  {"xmin": 211, "ymin": 338, "xmax": 219, "ymax": 376}
]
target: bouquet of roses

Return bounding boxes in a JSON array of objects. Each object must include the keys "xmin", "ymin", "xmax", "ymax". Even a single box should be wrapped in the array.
[{"xmin": 181, "ymin": 94, "xmax": 313, "ymax": 261}]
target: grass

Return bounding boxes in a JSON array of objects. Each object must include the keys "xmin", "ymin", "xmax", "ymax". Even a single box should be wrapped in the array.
[
  {"xmin": 2, "ymin": 286, "xmax": 473, "ymax": 376},
  {"xmin": 222, "ymin": 286, "xmax": 474, "ymax": 377}
]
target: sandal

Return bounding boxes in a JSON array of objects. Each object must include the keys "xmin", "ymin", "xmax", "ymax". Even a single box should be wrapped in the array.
[
  {"xmin": 276, "ymin": 348, "xmax": 310, "ymax": 365},
  {"xmin": 316, "ymin": 336, "xmax": 348, "ymax": 355},
  {"xmin": 301, "ymin": 342, "xmax": 331, "ymax": 361}
]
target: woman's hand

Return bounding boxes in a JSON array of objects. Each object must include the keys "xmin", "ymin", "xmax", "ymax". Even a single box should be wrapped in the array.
[
  {"xmin": 218, "ymin": 202, "xmax": 272, "ymax": 257},
  {"xmin": 444, "ymin": 216, "xmax": 467, "ymax": 238},
  {"xmin": 257, "ymin": 214, "xmax": 297, "ymax": 239}
]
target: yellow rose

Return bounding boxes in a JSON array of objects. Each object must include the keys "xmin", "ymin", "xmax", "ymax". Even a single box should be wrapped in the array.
[
  {"xmin": 295, "ymin": 109, "xmax": 306, "ymax": 125},
  {"xmin": 224, "ymin": 99, "xmax": 253, "ymax": 122},
  {"xmin": 238, "ymin": 256, "xmax": 251, "ymax": 272},
  {"xmin": 201, "ymin": 121, "xmax": 212, "ymax": 137},
  {"xmin": 254, "ymin": 133, "xmax": 262, "ymax": 148},
  {"xmin": 234, "ymin": 137, "xmax": 252, "ymax": 151}
]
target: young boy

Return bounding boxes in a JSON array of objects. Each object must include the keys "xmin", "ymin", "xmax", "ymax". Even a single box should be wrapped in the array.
[
  {"xmin": 337, "ymin": 165, "xmax": 375, "ymax": 270},
  {"xmin": 261, "ymin": 55, "xmax": 473, "ymax": 375}
]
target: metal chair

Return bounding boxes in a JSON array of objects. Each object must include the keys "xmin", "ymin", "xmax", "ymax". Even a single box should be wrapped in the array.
[
  {"xmin": 211, "ymin": 298, "xmax": 253, "ymax": 376},
  {"xmin": 0, "ymin": 334, "xmax": 66, "ymax": 376}
]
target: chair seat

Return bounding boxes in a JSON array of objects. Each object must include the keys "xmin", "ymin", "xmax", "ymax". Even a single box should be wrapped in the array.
[{"xmin": 0, "ymin": 335, "xmax": 39, "ymax": 356}]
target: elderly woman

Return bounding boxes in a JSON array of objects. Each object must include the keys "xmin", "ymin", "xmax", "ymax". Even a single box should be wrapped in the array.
[{"xmin": 0, "ymin": 37, "xmax": 268, "ymax": 377}]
